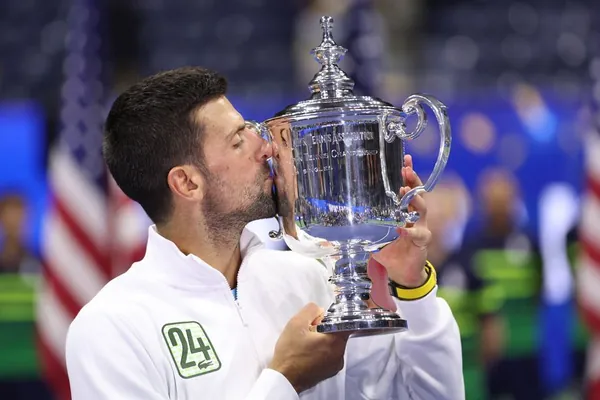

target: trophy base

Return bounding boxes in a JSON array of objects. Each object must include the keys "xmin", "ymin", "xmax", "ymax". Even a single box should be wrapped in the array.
[{"xmin": 316, "ymin": 307, "xmax": 408, "ymax": 336}]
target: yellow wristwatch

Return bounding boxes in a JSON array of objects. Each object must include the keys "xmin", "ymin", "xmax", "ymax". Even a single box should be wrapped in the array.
[{"xmin": 388, "ymin": 260, "xmax": 437, "ymax": 301}]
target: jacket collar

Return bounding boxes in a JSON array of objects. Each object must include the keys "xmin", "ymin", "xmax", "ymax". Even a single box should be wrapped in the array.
[{"xmin": 137, "ymin": 224, "xmax": 265, "ymax": 289}]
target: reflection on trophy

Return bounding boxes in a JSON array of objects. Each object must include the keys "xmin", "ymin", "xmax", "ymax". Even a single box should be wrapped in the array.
[{"xmin": 250, "ymin": 16, "xmax": 451, "ymax": 335}]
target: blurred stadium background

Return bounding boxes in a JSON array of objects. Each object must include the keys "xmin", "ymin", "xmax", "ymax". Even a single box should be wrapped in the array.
[{"xmin": 1, "ymin": 0, "xmax": 599, "ymax": 399}]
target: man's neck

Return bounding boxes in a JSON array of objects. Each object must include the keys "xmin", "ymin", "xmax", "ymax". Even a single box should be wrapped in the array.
[{"xmin": 157, "ymin": 222, "xmax": 242, "ymax": 289}]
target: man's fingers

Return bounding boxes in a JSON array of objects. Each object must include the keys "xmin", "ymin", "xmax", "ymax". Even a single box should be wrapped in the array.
[
  {"xmin": 311, "ymin": 313, "xmax": 325, "ymax": 326},
  {"xmin": 295, "ymin": 303, "xmax": 325, "ymax": 326},
  {"xmin": 402, "ymin": 165, "xmax": 423, "ymax": 188},
  {"xmin": 404, "ymin": 154, "xmax": 413, "ymax": 170},
  {"xmin": 331, "ymin": 331, "xmax": 353, "ymax": 342},
  {"xmin": 397, "ymin": 226, "xmax": 432, "ymax": 248},
  {"xmin": 308, "ymin": 328, "xmax": 352, "ymax": 343},
  {"xmin": 398, "ymin": 187, "xmax": 427, "ymax": 224},
  {"xmin": 410, "ymin": 192, "xmax": 427, "ymax": 223},
  {"xmin": 409, "ymin": 168, "xmax": 424, "ymax": 187},
  {"xmin": 402, "ymin": 154, "xmax": 424, "ymax": 188}
]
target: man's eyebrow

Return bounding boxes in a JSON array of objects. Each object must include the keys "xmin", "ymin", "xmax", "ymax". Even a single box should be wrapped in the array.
[{"xmin": 226, "ymin": 123, "xmax": 246, "ymax": 140}]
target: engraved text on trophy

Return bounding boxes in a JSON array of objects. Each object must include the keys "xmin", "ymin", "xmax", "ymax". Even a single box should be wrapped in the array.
[{"xmin": 294, "ymin": 125, "xmax": 379, "ymax": 175}]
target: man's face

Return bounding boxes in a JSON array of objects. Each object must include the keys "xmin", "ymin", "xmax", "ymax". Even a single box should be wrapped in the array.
[
  {"xmin": 482, "ymin": 179, "xmax": 515, "ymax": 219},
  {"xmin": 196, "ymin": 97, "xmax": 276, "ymax": 230},
  {"xmin": 0, "ymin": 196, "xmax": 25, "ymax": 240},
  {"xmin": 270, "ymin": 123, "xmax": 298, "ymax": 217}
]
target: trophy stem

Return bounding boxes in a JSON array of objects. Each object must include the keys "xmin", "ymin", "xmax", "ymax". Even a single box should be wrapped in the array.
[
  {"xmin": 329, "ymin": 257, "xmax": 371, "ymax": 314},
  {"xmin": 317, "ymin": 247, "xmax": 408, "ymax": 336}
]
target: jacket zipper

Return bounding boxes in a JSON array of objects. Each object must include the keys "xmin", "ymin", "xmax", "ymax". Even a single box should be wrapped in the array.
[
  {"xmin": 234, "ymin": 244, "xmax": 261, "ymax": 314},
  {"xmin": 226, "ymin": 245, "xmax": 260, "ymax": 326},
  {"xmin": 234, "ymin": 246, "xmax": 265, "ymax": 368},
  {"xmin": 233, "ymin": 289, "xmax": 246, "ymax": 326}
]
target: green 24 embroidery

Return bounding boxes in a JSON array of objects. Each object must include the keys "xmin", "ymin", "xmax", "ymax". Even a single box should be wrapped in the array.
[{"xmin": 162, "ymin": 321, "xmax": 221, "ymax": 378}]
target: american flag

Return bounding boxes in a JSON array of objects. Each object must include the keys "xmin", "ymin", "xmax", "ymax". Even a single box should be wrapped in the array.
[
  {"xmin": 578, "ymin": 101, "xmax": 600, "ymax": 399},
  {"xmin": 36, "ymin": 1, "xmax": 148, "ymax": 399}
]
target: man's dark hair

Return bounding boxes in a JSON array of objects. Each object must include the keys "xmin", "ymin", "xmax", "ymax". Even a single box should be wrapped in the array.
[{"xmin": 103, "ymin": 67, "xmax": 227, "ymax": 224}]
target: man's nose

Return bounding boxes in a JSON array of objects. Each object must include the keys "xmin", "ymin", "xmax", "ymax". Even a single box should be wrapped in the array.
[
  {"xmin": 256, "ymin": 134, "xmax": 273, "ymax": 162},
  {"xmin": 246, "ymin": 121, "xmax": 274, "ymax": 162}
]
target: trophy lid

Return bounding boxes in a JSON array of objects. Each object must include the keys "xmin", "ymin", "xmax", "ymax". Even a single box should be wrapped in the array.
[{"xmin": 271, "ymin": 16, "xmax": 397, "ymax": 120}]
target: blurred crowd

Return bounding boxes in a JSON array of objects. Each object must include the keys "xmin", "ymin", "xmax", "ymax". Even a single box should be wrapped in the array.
[
  {"xmin": 1, "ymin": 0, "xmax": 599, "ymax": 399},
  {"xmin": 426, "ymin": 170, "xmax": 585, "ymax": 399}
]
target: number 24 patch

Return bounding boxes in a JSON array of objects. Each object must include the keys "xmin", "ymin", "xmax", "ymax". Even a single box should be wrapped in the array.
[{"xmin": 162, "ymin": 321, "xmax": 221, "ymax": 379}]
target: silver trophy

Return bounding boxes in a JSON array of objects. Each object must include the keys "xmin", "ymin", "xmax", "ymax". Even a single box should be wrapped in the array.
[{"xmin": 249, "ymin": 16, "xmax": 451, "ymax": 335}]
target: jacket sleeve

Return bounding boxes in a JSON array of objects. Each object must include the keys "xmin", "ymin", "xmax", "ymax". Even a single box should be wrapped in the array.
[
  {"xmin": 66, "ymin": 307, "xmax": 299, "ymax": 400},
  {"xmin": 344, "ymin": 288, "xmax": 465, "ymax": 399},
  {"xmin": 66, "ymin": 308, "xmax": 170, "ymax": 399},
  {"xmin": 244, "ymin": 369, "xmax": 299, "ymax": 399}
]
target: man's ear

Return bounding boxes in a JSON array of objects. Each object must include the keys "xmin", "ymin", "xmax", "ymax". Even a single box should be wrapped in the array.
[{"xmin": 167, "ymin": 165, "xmax": 205, "ymax": 202}]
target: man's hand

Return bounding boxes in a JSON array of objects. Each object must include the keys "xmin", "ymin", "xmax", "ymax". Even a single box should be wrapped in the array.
[
  {"xmin": 371, "ymin": 154, "xmax": 431, "ymax": 288},
  {"xmin": 269, "ymin": 303, "xmax": 352, "ymax": 393}
]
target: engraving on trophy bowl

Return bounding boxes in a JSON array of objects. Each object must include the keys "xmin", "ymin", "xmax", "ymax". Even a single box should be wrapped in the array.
[{"xmin": 284, "ymin": 114, "xmax": 406, "ymax": 250}]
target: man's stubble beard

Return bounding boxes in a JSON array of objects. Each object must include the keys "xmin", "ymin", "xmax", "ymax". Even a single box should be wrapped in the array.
[{"xmin": 202, "ymin": 172, "xmax": 277, "ymax": 245}]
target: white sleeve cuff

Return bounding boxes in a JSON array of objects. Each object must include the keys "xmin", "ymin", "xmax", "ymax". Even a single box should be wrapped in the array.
[
  {"xmin": 245, "ymin": 368, "xmax": 299, "ymax": 400},
  {"xmin": 393, "ymin": 286, "xmax": 443, "ymax": 336}
]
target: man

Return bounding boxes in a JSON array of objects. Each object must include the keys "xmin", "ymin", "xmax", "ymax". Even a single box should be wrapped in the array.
[
  {"xmin": 464, "ymin": 169, "xmax": 542, "ymax": 399},
  {"xmin": 0, "ymin": 192, "xmax": 40, "ymax": 274},
  {"xmin": 65, "ymin": 67, "xmax": 464, "ymax": 399},
  {"xmin": 425, "ymin": 179, "xmax": 504, "ymax": 399}
]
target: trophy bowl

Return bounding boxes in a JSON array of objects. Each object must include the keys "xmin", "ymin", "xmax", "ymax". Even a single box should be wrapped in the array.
[{"xmin": 249, "ymin": 16, "xmax": 451, "ymax": 335}]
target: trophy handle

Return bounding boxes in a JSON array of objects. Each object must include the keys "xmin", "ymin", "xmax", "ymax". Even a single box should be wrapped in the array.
[
  {"xmin": 378, "ymin": 94, "xmax": 452, "ymax": 226},
  {"xmin": 245, "ymin": 120, "xmax": 284, "ymax": 240}
]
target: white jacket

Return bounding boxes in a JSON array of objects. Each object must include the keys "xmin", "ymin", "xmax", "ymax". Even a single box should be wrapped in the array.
[{"xmin": 66, "ymin": 226, "xmax": 464, "ymax": 399}]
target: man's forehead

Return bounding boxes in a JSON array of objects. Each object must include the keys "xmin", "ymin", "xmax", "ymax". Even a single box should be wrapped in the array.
[{"xmin": 194, "ymin": 96, "xmax": 244, "ymax": 133}]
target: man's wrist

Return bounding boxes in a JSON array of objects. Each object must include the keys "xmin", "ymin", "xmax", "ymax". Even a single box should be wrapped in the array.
[
  {"xmin": 389, "ymin": 268, "xmax": 429, "ymax": 288},
  {"xmin": 388, "ymin": 261, "xmax": 437, "ymax": 301},
  {"xmin": 268, "ymin": 363, "xmax": 302, "ymax": 394}
]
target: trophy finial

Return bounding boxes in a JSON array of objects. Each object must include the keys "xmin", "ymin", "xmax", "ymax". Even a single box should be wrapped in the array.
[
  {"xmin": 309, "ymin": 16, "xmax": 355, "ymax": 98},
  {"xmin": 320, "ymin": 16, "xmax": 334, "ymax": 44},
  {"xmin": 312, "ymin": 16, "xmax": 345, "ymax": 66}
]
